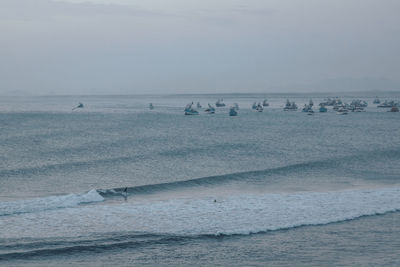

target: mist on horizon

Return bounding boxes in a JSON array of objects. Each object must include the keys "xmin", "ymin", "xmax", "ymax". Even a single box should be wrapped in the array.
[{"xmin": 1, "ymin": 0, "xmax": 399, "ymax": 95}]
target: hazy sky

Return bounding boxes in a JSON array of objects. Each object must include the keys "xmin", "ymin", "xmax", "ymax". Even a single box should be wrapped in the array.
[{"xmin": 1, "ymin": 0, "xmax": 399, "ymax": 95}]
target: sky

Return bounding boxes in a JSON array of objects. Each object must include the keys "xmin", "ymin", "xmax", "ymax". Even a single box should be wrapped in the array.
[{"xmin": 0, "ymin": 0, "xmax": 399, "ymax": 95}]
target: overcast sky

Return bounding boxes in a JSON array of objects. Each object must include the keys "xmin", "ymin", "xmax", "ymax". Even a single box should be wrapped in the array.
[{"xmin": 1, "ymin": 0, "xmax": 399, "ymax": 95}]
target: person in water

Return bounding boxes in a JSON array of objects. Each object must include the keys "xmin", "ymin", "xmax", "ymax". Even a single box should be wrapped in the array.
[{"xmin": 123, "ymin": 187, "xmax": 128, "ymax": 200}]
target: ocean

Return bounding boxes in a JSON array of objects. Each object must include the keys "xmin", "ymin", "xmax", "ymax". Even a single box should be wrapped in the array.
[{"xmin": 0, "ymin": 92, "xmax": 399, "ymax": 266}]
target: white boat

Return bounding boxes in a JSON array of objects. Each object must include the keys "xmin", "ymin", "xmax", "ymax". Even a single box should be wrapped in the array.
[
  {"xmin": 333, "ymin": 103, "xmax": 349, "ymax": 111},
  {"xmin": 337, "ymin": 107, "xmax": 348, "ymax": 115},
  {"xmin": 352, "ymin": 107, "xmax": 365, "ymax": 112}
]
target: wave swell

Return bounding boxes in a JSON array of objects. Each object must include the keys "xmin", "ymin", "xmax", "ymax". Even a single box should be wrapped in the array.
[{"xmin": 99, "ymin": 148, "xmax": 400, "ymax": 197}]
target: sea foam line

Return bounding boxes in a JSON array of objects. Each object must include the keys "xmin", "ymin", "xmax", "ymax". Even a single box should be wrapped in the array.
[{"xmin": 0, "ymin": 189, "xmax": 104, "ymax": 216}]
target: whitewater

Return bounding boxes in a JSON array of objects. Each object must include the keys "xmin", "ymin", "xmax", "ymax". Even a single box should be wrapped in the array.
[{"xmin": 1, "ymin": 187, "xmax": 400, "ymax": 239}]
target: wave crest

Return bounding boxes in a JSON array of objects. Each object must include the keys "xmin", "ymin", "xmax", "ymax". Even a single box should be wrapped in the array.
[{"xmin": 0, "ymin": 189, "xmax": 104, "ymax": 216}]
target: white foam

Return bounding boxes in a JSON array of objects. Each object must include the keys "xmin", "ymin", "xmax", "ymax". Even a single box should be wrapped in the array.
[
  {"xmin": 0, "ymin": 189, "xmax": 104, "ymax": 216},
  {"xmin": 1, "ymin": 187, "xmax": 399, "ymax": 238}
]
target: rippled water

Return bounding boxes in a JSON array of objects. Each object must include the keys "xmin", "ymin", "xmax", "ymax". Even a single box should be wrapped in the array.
[{"xmin": 1, "ymin": 93, "xmax": 399, "ymax": 265}]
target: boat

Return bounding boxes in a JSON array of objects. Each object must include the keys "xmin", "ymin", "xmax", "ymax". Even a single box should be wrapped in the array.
[
  {"xmin": 184, "ymin": 103, "xmax": 199, "ymax": 115},
  {"xmin": 283, "ymin": 99, "xmax": 298, "ymax": 111},
  {"xmin": 72, "ymin": 102, "xmax": 84, "ymax": 110},
  {"xmin": 350, "ymin": 99, "xmax": 368, "ymax": 108},
  {"xmin": 204, "ymin": 103, "xmax": 215, "ymax": 114},
  {"xmin": 373, "ymin": 97, "xmax": 380, "ymax": 104},
  {"xmin": 336, "ymin": 107, "xmax": 349, "ymax": 115},
  {"xmin": 335, "ymin": 98, "xmax": 343, "ymax": 105},
  {"xmin": 197, "ymin": 102, "xmax": 202, "ymax": 109},
  {"xmin": 333, "ymin": 103, "xmax": 349, "ymax": 111},
  {"xmin": 309, "ymin": 99, "xmax": 314, "ymax": 107},
  {"xmin": 229, "ymin": 106, "xmax": 238, "ymax": 116},
  {"xmin": 256, "ymin": 103, "xmax": 263, "ymax": 112},
  {"xmin": 319, "ymin": 105, "xmax": 328, "ymax": 112},
  {"xmin": 149, "ymin": 103, "xmax": 154, "ymax": 110},
  {"xmin": 378, "ymin": 100, "xmax": 396, "ymax": 108},
  {"xmin": 319, "ymin": 98, "xmax": 334, "ymax": 106},
  {"xmin": 332, "ymin": 104, "xmax": 340, "ymax": 111},
  {"xmin": 388, "ymin": 106, "xmax": 399, "ymax": 112},
  {"xmin": 320, "ymin": 97, "xmax": 342, "ymax": 107},
  {"xmin": 353, "ymin": 107, "xmax": 365, "ymax": 112},
  {"xmin": 252, "ymin": 102, "xmax": 257, "ymax": 110},
  {"xmin": 216, "ymin": 99, "xmax": 226, "ymax": 107},
  {"xmin": 262, "ymin": 99, "xmax": 269, "ymax": 107},
  {"xmin": 302, "ymin": 104, "xmax": 313, "ymax": 113}
]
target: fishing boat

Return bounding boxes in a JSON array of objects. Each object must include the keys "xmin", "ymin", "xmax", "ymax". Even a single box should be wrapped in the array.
[
  {"xmin": 337, "ymin": 107, "xmax": 349, "ymax": 115},
  {"xmin": 184, "ymin": 103, "xmax": 199, "ymax": 115},
  {"xmin": 378, "ymin": 101, "xmax": 396, "ymax": 108},
  {"xmin": 284, "ymin": 99, "xmax": 298, "ymax": 111},
  {"xmin": 204, "ymin": 104, "xmax": 215, "ymax": 114},
  {"xmin": 229, "ymin": 106, "xmax": 238, "ymax": 116},
  {"xmin": 302, "ymin": 104, "xmax": 313, "ymax": 113},
  {"xmin": 256, "ymin": 103, "xmax": 263, "ymax": 112},
  {"xmin": 373, "ymin": 97, "xmax": 380, "ymax": 104},
  {"xmin": 388, "ymin": 106, "xmax": 399, "ymax": 112},
  {"xmin": 319, "ymin": 105, "xmax": 328, "ymax": 112},
  {"xmin": 350, "ymin": 99, "xmax": 368, "ymax": 108},
  {"xmin": 320, "ymin": 97, "xmax": 342, "ymax": 106},
  {"xmin": 216, "ymin": 99, "xmax": 226, "ymax": 107},
  {"xmin": 352, "ymin": 107, "xmax": 366, "ymax": 112}
]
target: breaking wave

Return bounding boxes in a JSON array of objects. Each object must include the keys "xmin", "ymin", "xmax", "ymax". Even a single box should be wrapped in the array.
[
  {"xmin": 0, "ymin": 189, "xmax": 104, "ymax": 216},
  {"xmin": 1, "ymin": 187, "xmax": 400, "ymax": 260}
]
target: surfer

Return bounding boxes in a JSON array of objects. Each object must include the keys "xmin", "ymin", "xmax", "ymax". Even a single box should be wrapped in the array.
[{"xmin": 123, "ymin": 187, "xmax": 128, "ymax": 201}]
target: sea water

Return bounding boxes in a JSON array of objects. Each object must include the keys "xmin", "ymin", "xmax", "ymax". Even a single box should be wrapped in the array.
[{"xmin": 0, "ymin": 92, "xmax": 400, "ymax": 266}]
